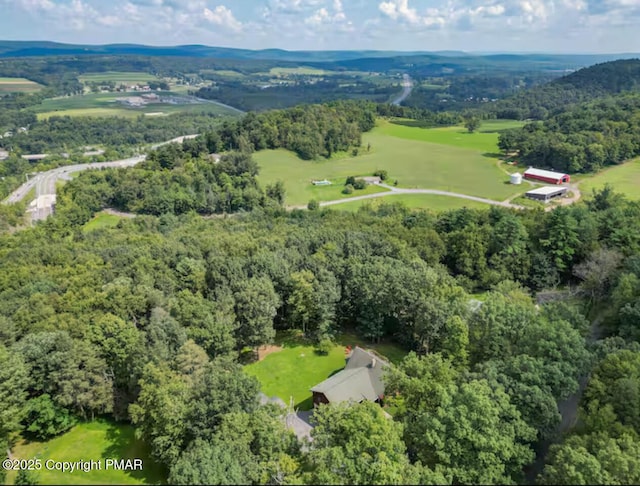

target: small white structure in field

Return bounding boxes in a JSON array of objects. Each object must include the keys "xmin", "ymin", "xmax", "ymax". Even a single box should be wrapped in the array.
[
  {"xmin": 312, "ymin": 179, "xmax": 332, "ymax": 186},
  {"xmin": 510, "ymin": 173, "xmax": 523, "ymax": 185}
]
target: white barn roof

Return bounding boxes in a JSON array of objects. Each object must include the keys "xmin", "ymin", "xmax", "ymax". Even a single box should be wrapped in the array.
[
  {"xmin": 524, "ymin": 168, "xmax": 568, "ymax": 180},
  {"xmin": 526, "ymin": 186, "xmax": 568, "ymax": 196}
]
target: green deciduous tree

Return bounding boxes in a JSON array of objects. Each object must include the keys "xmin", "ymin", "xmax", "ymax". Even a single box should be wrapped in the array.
[{"xmin": 308, "ymin": 401, "xmax": 426, "ymax": 485}]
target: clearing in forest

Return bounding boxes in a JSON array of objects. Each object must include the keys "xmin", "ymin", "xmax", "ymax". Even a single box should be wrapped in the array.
[
  {"xmin": 244, "ymin": 331, "xmax": 407, "ymax": 411},
  {"xmin": 579, "ymin": 157, "xmax": 640, "ymax": 200},
  {"xmin": 255, "ymin": 119, "xmax": 525, "ymax": 208}
]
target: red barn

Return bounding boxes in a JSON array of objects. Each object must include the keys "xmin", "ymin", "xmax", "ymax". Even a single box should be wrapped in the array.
[{"xmin": 524, "ymin": 168, "xmax": 570, "ymax": 185}]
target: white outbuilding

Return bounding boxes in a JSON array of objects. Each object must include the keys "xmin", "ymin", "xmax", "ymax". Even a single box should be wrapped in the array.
[{"xmin": 510, "ymin": 173, "xmax": 523, "ymax": 185}]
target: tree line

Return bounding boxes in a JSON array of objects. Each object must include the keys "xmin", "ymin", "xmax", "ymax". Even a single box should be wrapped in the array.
[{"xmin": 498, "ymin": 93, "xmax": 640, "ymax": 173}]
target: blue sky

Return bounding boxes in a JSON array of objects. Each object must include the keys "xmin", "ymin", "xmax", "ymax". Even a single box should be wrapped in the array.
[{"xmin": 0, "ymin": 0, "xmax": 639, "ymax": 53}]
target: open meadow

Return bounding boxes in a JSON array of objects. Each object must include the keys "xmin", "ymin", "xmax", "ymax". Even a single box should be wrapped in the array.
[
  {"xmin": 5, "ymin": 420, "xmax": 165, "ymax": 485},
  {"xmin": 82, "ymin": 211, "xmax": 124, "ymax": 232},
  {"xmin": 579, "ymin": 158, "xmax": 640, "ymax": 200},
  {"xmin": 255, "ymin": 119, "xmax": 525, "ymax": 207},
  {"xmin": 0, "ymin": 76, "xmax": 43, "ymax": 93}
]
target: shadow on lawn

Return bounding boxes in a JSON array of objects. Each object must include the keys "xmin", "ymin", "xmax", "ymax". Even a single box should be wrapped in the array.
[
  {"xmin": 389, "ymin": 119, "xmax": 430, "ymax": 129},
  {"xmin": 482, "ymin": 152, "xmax": 505, "ymax": 159},
  {"xmin": 102, "ymin": 420, "xmax": 166, "ymax": 484}
]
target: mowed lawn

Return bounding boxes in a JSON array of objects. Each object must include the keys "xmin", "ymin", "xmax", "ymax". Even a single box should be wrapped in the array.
[
  {"xmin": 0, "ymin": 77, "xmax": 43, "ymax": 93},
  {"xmin": 245, "ymin": 333, "xmax": 407, "ymax": 410},
  {"xmin": 334, "ymin": 193, "xmax": 492, "ymax": 212},
  {"xmin": 6, "ymin": 420, "xmax": 166, "ymax": 485},
  {"xmin": 255, "ymin": 120, "xmax": 522, "ymax": 206},
  {"xmin": 579, "ymin": 158, "xmax": 640, "ymax": 200},
  {"xmin": 245, "ymin": 343, "xmax": 347, "ymax": 410}
]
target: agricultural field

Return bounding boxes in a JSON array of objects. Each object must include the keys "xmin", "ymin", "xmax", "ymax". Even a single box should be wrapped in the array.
[
  {"xmin": 0, "ymin": 76, "xmax": 43, "ymax": 93},
  {"xmin": 334, "ymin": 193, "xmax": 492, "ymax": 212},
  {"xmin": 244, "ymin": 332, "xmax": 406, "ymax": 411},
  {"xmin": 255, "ymin": 120, "xmax": 524, "ymax": 207},
  {"xmin": 381, "ymin": 119, "xmax": 526, "ymax": 153},
  {"xmin": 268, "ymin": 67, "xmax": 327, "ymax": 76},
  {"xmin": 579, "ymin": 157, "xmax": 640, "ymax": 200},
  {"xmin": 5, "ymin": 420, "xmax": 166, "ymax": 485},
  {"xmin": 78, "ymin": 72, "xmax": 159, "ymax": 84},
  {"xmin": 31, "ymin": 92, "xmax": 240, "ymax": 119}
]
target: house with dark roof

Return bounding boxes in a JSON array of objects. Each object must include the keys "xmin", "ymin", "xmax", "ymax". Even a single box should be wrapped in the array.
[{"xmin": 310, "ymin": 347, "xmax": 388, "ymax": 407}]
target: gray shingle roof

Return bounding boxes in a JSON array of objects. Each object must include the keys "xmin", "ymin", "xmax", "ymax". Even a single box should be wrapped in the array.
[{"xmin": 310, "ymin": 347, "xmax": 387, "ymax": 403}]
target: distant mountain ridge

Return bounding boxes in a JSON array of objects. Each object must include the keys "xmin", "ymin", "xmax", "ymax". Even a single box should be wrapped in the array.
[{"xmin": 0, "ymin": 40, "xmax": 638, "ymax": 66}]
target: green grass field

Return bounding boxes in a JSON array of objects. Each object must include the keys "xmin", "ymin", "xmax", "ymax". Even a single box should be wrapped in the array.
[
  {"xmin": 255, "ymin": 120, "xmax": 523, "ymax": 207},
  {"xmin": 6, "ymin": 420, "xmax": 166, "ymax": 485},
  {"xmin": 31, "ymin": 92, "xmax": 239, "ymax": 119},
  {"xmin": 78, "ymin": 72, "xmax": 159, "ymax": 84},
  {"xmin": 83, "ymin": 212, "xmax": 123, "ymax": 232},
  {"xmin": 0, "ymin": 77, "xmax": 43, "ymax": 93},
  {"xmin": 245, "ymin": 332, "xmax": 406, "ymax": 410},
  {"xmin": 579, "ymin": 158, "xmax": 640, "ymax": 200},
  {"xmin": 382, "ymin": 119, "xmax": 525, "ymax": 152},
  {"xmin": 332, "ymin": 193, "xmax": 493, "ymax": 212}
]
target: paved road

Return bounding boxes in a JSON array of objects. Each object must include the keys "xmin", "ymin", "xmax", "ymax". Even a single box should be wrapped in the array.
[
  {"xmin": 391, "ymin": 74, "xmax": 414, "ymax": 106},
  {"xmin": 289, "ymin": 183, "xmax": 525, "ymax": 210},
  {"xmin": 3, "ymin": 134, "xmax": 199, "ymax": 222}
]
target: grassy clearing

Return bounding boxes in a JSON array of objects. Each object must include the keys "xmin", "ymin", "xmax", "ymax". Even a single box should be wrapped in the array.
[
  {"xmin": 332, "ymin": 193, "xmax": 493, "ymax": 212},
  {"xmin": 579, "ymin": 158, "xmax": 640, "ymax": 200},
  {"xmin": 0, "ymin": 77, "xmax": 43, "ymax": 93},
  {"xmin": 382, "ymin": 119, "xmax": 525, "ymax": 153},
  {"xmin": 83, "ymin": 212, "xmax": 123, "ymax": 232},
  {"xmin": 256, "ymin": 120, "xmax": 521, "ymax": 205},
  {"xmin": 245, "ymin": 331, "xmax": 407, "ymax": 410},
  {"xmin": 78, "ymin": 72, "xmax": 158, "ymax": 84},
  {"xmin": 6, "ymin": 420, "xmax": 165, "ymax": 485}
]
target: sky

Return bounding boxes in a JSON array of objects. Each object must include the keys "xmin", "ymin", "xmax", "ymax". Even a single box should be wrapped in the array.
[{"xmin": 0, "ymin": 0, "xmax": 639, "ymax": 53}]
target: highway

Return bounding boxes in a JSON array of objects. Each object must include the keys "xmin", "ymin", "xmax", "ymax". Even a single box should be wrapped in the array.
[
  {"xmin": 391, "ymin": 74, "xmax": 414, "ymax": 106},
  {"xmin": 3, "ymin": 134, "xmax": 199, "ymax": 223}
]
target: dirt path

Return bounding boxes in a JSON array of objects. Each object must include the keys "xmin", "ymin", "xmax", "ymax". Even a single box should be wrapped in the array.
[{"xmin": 288, "ymin": 183, "xmax": 526, "ymax": 210}]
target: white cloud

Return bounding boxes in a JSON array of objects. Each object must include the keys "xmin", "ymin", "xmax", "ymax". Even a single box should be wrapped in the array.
[
  {"xmin": 203, "ymin": 5, "xmax": 243, "ymax": 32},
  {"xmin": 379, "ymin": 0, "xmax": 445, "ymax": 27},
  {"xmin": 304, "ymin": 0, "xmax": 349, "ymax": 26}
]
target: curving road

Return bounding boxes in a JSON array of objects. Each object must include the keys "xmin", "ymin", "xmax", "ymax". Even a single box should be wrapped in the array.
[
  {"xmin": 289, "ymin": 183, "xmax": 525, "ymax": 210},
  {"xmin": 3, "ymin": 134, "xmax": 199, "ymax": 222},
  {"xmin": 391, "ymin": 74, "xmax": 414, "ymax": 106}
]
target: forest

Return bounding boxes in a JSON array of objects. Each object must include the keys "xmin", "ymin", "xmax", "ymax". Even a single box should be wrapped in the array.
[
  {"xmin": 498, "ymin": 94, "xmax": 640, "ymax": 172},
  {"xmin": 2, "ymin": 173, "xmax": 640, "ymax": 483},
  {"xmin": 490, "ymin": 59, "xmax": 640, "ymax": 120}
]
